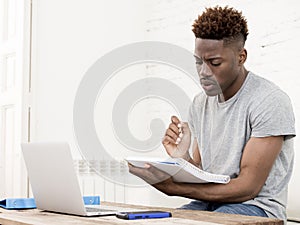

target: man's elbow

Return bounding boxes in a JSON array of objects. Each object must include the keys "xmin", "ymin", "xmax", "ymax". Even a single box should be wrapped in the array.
[
  {"xmin": 244, "ymin": 188, "xmax": 261, "ymax": 201},
  {"xmin": 239, "ymin": 181, "xmax": 264, "ymax": 202}
]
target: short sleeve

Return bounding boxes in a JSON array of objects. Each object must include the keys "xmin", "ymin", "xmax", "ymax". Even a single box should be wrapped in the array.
[
  {"xmin": 188, "ymin": 97, "xmax": 197, "ymax": 136},
  {"xmin": 250, "ymin": 90, "xmax": 296, "ymax": 139}
]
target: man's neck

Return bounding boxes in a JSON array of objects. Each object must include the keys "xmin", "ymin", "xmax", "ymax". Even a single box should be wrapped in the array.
[{"xmin": 220, "ymin": 67, "xmax": 248, "ymax": 102}]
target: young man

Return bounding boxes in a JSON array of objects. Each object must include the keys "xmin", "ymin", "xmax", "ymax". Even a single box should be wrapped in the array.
[{"xmin": 129, "ymin": 6, "xmax": 295, "ymax": 223}]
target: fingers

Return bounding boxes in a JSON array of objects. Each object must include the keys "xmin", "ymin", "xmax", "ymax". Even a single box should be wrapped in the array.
[
  {"xmin": 162, "ymin": 135, "xmax": 175, "ymax": 146},
  {"xmin": 128, "ymin": 163, "xmax": 171, "ymax": 185},
  {"xmin": 165, "ymin": 124, "xmax": 179, "ymax": 141},
  {"xmin": 171, "ymin": 115, "xmax": 180, "ymax": 124},
  {"xmin": 180, "ymin": 122, "xmax": 190, "ymax": 136},
  {"xmin": 176, "ymin": 123, "xmax": 184, "ymax": 144},
  {"xmin": 128, "ymin": 163, "xmax": 152, "ymax": 176},
  {"xmin": 163, "ymin": 116, "xmax": 182, "ymax": 144},
  {"xmin": 164, "ymin": 127, "xmax": 181, "ymax": 145},
  {"xmin": 163, "ymin": 116, "xmax": 191, "ymax": 147}
]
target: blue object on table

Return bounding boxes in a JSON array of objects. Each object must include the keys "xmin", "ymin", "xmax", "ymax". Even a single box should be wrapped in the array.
[
  {"xmin": 82, "ymin": 195, "xmax": 100, "ymax": 205},
  {"xmin": 0, "ymin": 196, "xmax": 100, "ymax": 210},
  {"xmin": 0, "ymin": 198, "xmax": 36, "ymax": 209}
]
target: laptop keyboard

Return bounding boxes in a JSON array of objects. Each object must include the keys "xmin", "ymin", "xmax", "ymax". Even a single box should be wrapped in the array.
[{"xmin": 85, "ymin": 207, "xmax": 115, "ymax": 213}]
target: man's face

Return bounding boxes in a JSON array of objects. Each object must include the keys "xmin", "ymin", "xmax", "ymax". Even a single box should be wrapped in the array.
[{"xmin": 194, "ymin": 38, "xmax": 242, "ymax": 100}]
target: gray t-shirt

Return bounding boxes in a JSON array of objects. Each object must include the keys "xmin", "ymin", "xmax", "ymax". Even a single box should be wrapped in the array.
[{"xmin": 188, "ymin": 72, "xmax": 296, "ymax": 221}]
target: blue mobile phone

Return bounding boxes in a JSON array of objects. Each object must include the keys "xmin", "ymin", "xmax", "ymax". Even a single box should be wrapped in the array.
[{"xmin": 116, "ymin": 211, "xmax": 172, "ymax": 220}]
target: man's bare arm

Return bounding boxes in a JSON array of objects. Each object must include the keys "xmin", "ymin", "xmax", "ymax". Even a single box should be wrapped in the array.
[
  {"xmin": 154, "ymin": 136, "xmax": 283, "ymax": 202},
  {"xmin": 188, "ymin": 138, "xmax": 202, "ymax": 168}
]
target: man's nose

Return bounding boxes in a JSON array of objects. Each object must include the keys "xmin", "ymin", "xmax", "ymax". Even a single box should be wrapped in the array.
[{"xmin": 199, "ymin": 62, "xmax": 213, "ymax": 77}]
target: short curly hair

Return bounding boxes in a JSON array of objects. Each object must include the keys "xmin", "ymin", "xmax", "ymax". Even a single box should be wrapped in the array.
[{"xmin": 192, "ymin": 6, "xmax": 248, "ymax": 47}]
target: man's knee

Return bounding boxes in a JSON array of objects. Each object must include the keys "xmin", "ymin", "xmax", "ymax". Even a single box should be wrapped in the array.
[{"xmin": 214, "ymin": 204, "xmax": 268, "ymax": 217}]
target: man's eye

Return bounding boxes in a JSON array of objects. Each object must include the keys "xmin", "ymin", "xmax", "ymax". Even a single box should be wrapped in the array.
[
  {"xmin": 211, "ymin": 61, "xmax": 221, "ymax": 66},
  {"xmin": 196, "ymin": 61, "xmax": 203, "ymax": 65}
]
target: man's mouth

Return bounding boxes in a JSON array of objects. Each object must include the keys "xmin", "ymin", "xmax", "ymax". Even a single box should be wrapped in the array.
[
  {"xmin": 200, "ymin": 79, "xmax": 216, "ymax": 86},
  {"xmin": 200, "ymin": 79, "xmax": 218, "ymax": 91},
  {"xmin": 201, "ymin": 80, "xmax": 215, "ymax": 86}
]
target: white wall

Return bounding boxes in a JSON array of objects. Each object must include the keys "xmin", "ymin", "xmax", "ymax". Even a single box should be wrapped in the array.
[
  {"xmin": 30, "ymin": 0, "xmax": 190, "ymax": 207},
  {"xmin": 31, "ymin": 0, "xmax": 300, "ymax": 218},
  {"xmin": 31, "ymin": 0, "xmax": 147, "ymax": 146}
]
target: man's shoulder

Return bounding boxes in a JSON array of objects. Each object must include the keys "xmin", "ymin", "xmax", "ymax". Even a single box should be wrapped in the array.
[
  {"xmin": 245, "ymin": 72, "xmax": 289, "ymax": 102},
  {"xmin": 247, "ymin": 72, "xmax": 279, "ymax": 91}
]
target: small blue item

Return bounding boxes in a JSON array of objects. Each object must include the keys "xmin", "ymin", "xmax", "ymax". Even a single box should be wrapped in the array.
[
  {"xmin": 116, "ymin": 211, "xmax": 172, "ymax": 220},
  {"xmin": 0, "ymin": 196, "xmax": 100, "ymax": 210},
  {"xmin": 0, "ymin": 198, "xmax": 36, "ymax": 209},
  {"xmin": 82, "ymin": 196, "xmax": 100, "ymax": 205}
]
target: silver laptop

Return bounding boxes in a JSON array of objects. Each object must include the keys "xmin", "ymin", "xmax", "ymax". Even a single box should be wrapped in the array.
[{"xmin": 21, "ymin": 142, "xmax": 131, "ymax": 216}]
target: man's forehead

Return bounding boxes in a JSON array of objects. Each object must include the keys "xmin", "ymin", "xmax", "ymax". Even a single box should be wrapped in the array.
[
  {"xmin": 195, "ymin": 38, "xmax": 224, "ymax": 50},
  {"xmin": 194, "ymin": 38, "xmax": 225, "ymax": 58}
]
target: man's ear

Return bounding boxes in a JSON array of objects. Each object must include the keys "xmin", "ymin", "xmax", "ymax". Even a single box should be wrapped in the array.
[{"xmin": 239, "ymin": 48, "xmax": 247, "ymax": 65}]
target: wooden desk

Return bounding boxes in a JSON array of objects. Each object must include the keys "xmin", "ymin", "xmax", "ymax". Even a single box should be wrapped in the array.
[{"xmin": 0, "ymin": 202, "xmax": 283, "ymax": 225}]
